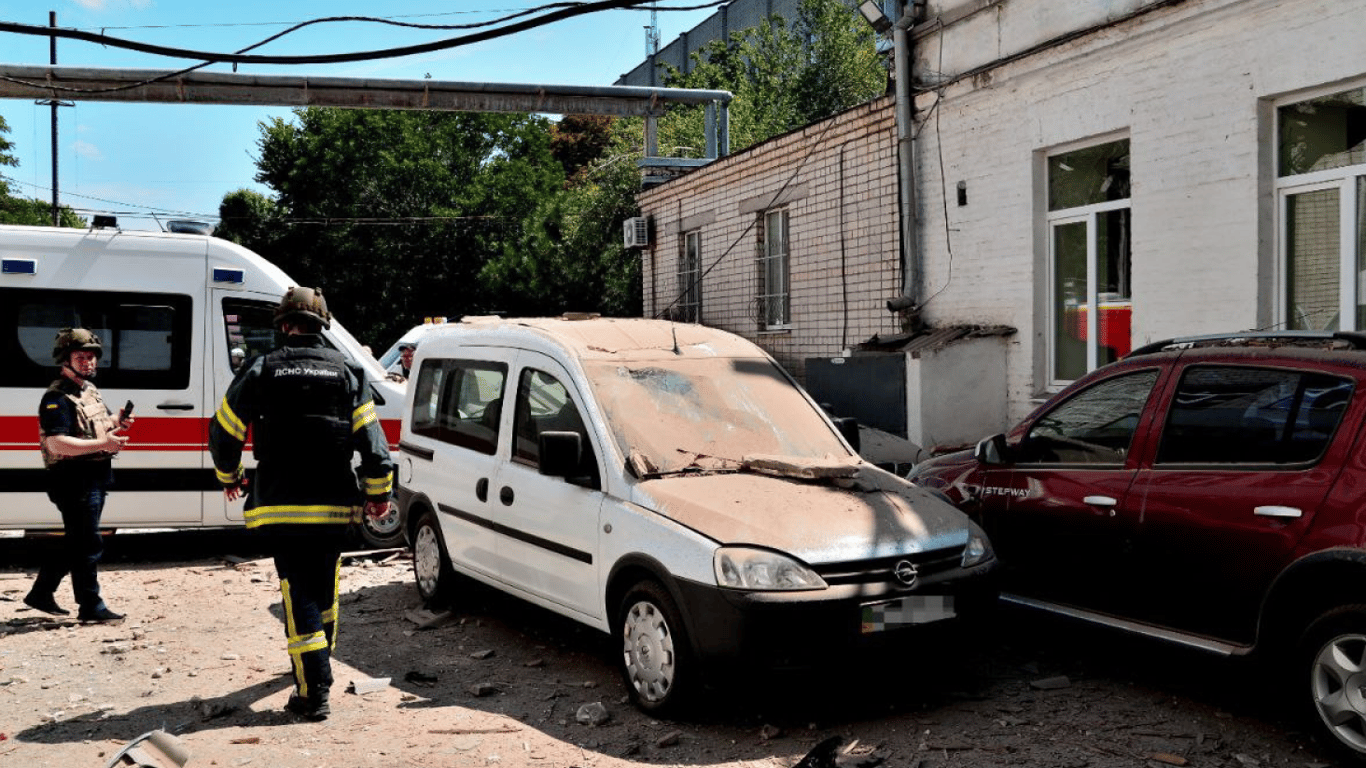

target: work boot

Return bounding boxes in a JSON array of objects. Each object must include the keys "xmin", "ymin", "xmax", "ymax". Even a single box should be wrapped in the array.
[
  {"xmin": 23, "ymin": 592, "xmax": 70, "ymax": 616},
  {"xmin": 78, "ymin": 605, "xmax": 125, "ymax": 623},
  {"xmin": 285, "ymin": 691, "xmax": 330, "ymax": 721}
]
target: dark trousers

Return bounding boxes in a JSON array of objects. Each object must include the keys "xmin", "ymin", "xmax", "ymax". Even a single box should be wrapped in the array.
[
  {"xmin": 30, "ymin": 484, "xmax": 108, "ymax": 612},
  {"xmin": 275, "ymin": 548, "xmax": 343, "ymax": 701}
]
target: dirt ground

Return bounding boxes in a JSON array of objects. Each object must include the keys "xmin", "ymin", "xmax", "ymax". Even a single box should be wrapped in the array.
[{"xmin": 0, "ymin": 530, "xmax": 1344, "ymax": 768}]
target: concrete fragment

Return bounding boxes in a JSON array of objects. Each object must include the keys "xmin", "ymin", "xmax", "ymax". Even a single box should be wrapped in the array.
[
  {"xmin": 1029, "ymin": 675, "xmax": 1071, "ymax": 690},
  {"xmin": 576, "ymin": 702, "xmax": 610, "ymax": 726},
  {"xmin": 405, "ymin": 607, "xmax": 454, "ymax": 629},
  {"xmin": 468, "ymin": 682, "xmax": 500, "ymax": 697},
  {"xmin": 470, "ymin": 648, "xmax": 496, "ymax": 660},
  {"xmin": 104, "ymin": 729, "xmax": 190, "ymax": 768},
  {"xmin": 1150, "ymin": 754, "xmax": 1188, "ymax": 766},
  {"xmin": 348, "ymin": 676, "xmax": 392, "ymax": 695},
  {"xmin": 656, "ymin": 730, "xmax": 682, "ymax": 748},
  {"xmin": 760, "ymin": 724, "xmax": 784, "ymax": 741}
]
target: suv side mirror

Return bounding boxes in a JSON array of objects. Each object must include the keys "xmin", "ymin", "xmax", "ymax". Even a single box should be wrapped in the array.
[
  {"xmin": 974, "ymin": 433, "xmax": 1010, "ymax": 466},
  {"xmin": 832, "ymin": 417, "xmax": 861, "ymax": 453},
  {"xmin": 539, "ymin": 431, "xmax": 582, "ymax": 478}
]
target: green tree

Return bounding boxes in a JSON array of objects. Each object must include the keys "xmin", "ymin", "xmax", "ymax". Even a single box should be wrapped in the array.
[
  {"xmin": 0, "ymin": 115, "xmax": 85, "ymax": 227},
  {"xmin": 229, "ymin": 107, "xmax": 563, "ymax": 349},
  {"xmin": 659, "ymin": 0, "xmax": 885, "ymax": 154}
]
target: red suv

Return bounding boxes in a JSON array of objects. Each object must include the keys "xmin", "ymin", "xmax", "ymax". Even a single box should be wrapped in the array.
[{"xmin": 909, "ymin": 331, "xmax": 1366, "ymax": 761}]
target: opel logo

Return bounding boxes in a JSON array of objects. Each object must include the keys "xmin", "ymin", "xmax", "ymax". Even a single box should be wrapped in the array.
[{"xmin": 893, "ymin": 560, "xmax": 918, "ymax": 587}]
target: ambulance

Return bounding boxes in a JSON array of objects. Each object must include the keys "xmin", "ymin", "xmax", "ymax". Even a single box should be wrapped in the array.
[{"xmin": 0, "ymin": 222, "xmax": 406, "ymax": 547}]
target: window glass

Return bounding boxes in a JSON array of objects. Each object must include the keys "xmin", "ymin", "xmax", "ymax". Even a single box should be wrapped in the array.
[
  {"xmin": 1278, "ymin": 86, "xmax": 1366, "ymax": 177},
  {"xmin": 409, "ymin": 359, "xmax": 506, "ymax": 455},
  {"xmin": 760, "ymin": 208, "xmax": 790, "ymax": 328},
  {"xmin": 1156, "ymin": 367, "xmax": 1351, "ymax": 465},
  {"xmin": 1021, "ymin": 370, "xmax": 1158, "ymax": 464},
  {"xmin": 1, "ymin": 288, "xmax": 192, "ymax": 389},
  {"xmin": 514, "ymin": 368, "xmax": 598, "ymax": 485},
  {"xmin": 221, "ymin": 298, "xmax": 281, "ymax": 372},
  {"xmin": 1285, "ymin": 187, "xmax": 1341, "ymax": 331},
  {"xmin": 678, "ymin": 230, "xmax": 702, "ymax": 323},
  {"xmin": 1048, "ymin": 140, "xmax": 1131, "ymax": 210}
]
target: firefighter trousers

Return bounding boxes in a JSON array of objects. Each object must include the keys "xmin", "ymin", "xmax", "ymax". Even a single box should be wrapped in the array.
[{"xmin": 274, "ymin": 548, "xmax": 342, "ymax": 701}]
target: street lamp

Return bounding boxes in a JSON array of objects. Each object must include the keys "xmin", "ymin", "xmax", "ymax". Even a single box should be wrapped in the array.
[{"xmin": 858, "ymin": 0, "xmax": 893, "ymax": 34}]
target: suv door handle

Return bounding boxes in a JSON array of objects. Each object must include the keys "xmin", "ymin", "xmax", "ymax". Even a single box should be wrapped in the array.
[
  {"xmin": 475, "ymin": 478, "xmax": 489, "ymax": 502},
  {"xmin": 1083, "ymin": 495, "xmax": 1117, "ymax": 507},
  {"xmin": 1254, "ymin": 505, "xmax": 1302, "ymax": 519}
]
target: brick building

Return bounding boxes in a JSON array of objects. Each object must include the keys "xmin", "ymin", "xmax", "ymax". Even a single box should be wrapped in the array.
[{"xmin": 631, "ymin": 0, "xmax": 1366, "ymax": 448}]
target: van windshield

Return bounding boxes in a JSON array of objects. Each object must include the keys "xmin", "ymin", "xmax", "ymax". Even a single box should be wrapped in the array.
[{"xmin": 582, "ymin": 357, "xmax": 852, "ymax": 476}]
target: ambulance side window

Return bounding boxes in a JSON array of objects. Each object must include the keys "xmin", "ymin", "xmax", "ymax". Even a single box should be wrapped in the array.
[
  {"xmin": 221, "ymin": 299, "xmax": 281, "ymax": 371},
  {"xmin": 1, "ymin": 287, "xmax": 192, "ymax": 389}
]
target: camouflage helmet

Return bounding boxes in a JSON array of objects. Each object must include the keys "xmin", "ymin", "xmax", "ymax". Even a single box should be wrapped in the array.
[
  {"xmin": 273, "ymin": 286, "xmax": 332, "ymax": 330},
  {"xmin": 52, "ymin": 327, "xmax": 103, "ymax": 365}
]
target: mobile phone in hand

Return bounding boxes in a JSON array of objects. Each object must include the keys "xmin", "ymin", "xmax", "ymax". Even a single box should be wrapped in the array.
[{"xmin": 121, "ymin": 400, "xmax": 134, "ymax": 420}]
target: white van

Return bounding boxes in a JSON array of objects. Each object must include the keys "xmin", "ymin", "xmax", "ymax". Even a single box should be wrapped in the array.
[
  {"xmin": 0, "ymin": 223, "xmax": 406, "ymax": 546},
  {"xmin": 397, "ymin": 316, "xmax": 999, "ymax": 714}
]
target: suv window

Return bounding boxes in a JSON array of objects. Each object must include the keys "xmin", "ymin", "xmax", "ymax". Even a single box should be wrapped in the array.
[
  {"xmin": 410, "ymin": 359, "xmax": 507, "ymax": 455},
  {"xmin": 2, "ymin": 287, "xmax": 192, "ymax": 389},
  {"xmin": 1156, "ymin": 366, "xmax": 1352, "ymax": 465},
  {"xmin": 513, "ymin": 368, "xmax": 599, "ymax": 487},
  {"xmin": 1020, "ymin": 370, "xmax": 1159, "ymax": 464}
]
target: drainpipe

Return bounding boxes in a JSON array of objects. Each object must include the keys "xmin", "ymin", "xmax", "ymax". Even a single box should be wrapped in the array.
[{"xmin": 887, "ymin": 2, "xmax": 923, "ymax": 331}]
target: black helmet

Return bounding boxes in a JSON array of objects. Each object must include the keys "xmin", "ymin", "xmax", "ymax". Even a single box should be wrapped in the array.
[
  {"xmin": 52, "ymin": 327, "xmax": 103, "ymax": 365},
  {"xmin": 274, "ymin": 286, "xmax": 332, "ymax": 330}
]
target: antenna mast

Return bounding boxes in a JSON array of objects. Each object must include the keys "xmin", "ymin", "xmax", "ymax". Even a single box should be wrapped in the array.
[{"xmin": 645, "ymin": 2, "xmax": 659, "ymax": 57}]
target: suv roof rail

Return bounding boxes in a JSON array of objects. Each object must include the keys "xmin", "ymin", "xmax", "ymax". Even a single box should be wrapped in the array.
[{"xmin": 1128, "ymin": 331, "xmax": 1366, "ymax": 357}]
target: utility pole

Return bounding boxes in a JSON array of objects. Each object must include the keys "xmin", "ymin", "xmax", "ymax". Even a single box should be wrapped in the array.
[{"xmin": 36, "ymin": 11, "xmax": 74, "ymax": 226}]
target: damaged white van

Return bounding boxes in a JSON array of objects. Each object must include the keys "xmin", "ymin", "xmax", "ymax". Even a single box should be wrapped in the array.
[
  {"xmin": 397, "ymin": 316, "xmax": 999, "ymax": 714},
  {"xmin": 0, "ymin": 222, "xmax": 406, "ymax": 546}
]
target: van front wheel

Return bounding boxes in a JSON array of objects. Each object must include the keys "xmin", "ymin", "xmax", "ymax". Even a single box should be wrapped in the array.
[
  {"xmin": 617, "ymin": 579, "xmax": 694, "ymax": 716},
  {"xmin": 411, "ymin": 510, "xmax": 455, "ymax": 606}
]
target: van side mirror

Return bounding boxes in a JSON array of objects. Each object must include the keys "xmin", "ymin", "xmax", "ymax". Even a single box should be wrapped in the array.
[
  {"xmin": 832, "ymin": 417, "xmax": 861, "ymax": 453},
  {"xmin": 974, "ymin": 433, "xmax": 1010, "ymax": 466},
  {"xmin": 539, "ymin": 431, "xmax": 582, "ymax": 478}
]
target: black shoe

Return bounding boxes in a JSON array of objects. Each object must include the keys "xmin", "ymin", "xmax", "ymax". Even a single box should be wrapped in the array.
[
  {"xmin": 23, "ymin": 593, "xmax": 70, "ymax": 616},
  {"xmin": 77, "ymin": 606, "xmax": 124, "ymax": 623},
  {"xmin": 285, "ymin": 693, "xmax": 330, "ymax": 721}
]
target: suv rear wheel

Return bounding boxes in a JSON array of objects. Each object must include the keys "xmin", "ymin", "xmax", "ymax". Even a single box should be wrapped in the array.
[
  {"xmin": 1300, "ymin": 605, "xmax": 1366, "ymax": 762},
  {"xmin": 617, "ymin": 579, "xmax": 694, "ymax": 716}
]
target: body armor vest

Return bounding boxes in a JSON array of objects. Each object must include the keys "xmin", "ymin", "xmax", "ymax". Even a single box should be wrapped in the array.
[
  {"xmin": 252, "ymin": 346, "xmax": 353, "ymax": 464},
  {"xmin": 41, "ymin": 380, "xmax": 115, "ymax": 468}
]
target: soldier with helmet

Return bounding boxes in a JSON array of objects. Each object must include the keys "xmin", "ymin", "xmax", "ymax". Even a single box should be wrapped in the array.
[
  {"xmin": 24, "ymin": 328, "xmax": 132, "ymax": 623},
  {"xmin": 209, "ymin": 287, "xmax": 394, "ymax": 721}
]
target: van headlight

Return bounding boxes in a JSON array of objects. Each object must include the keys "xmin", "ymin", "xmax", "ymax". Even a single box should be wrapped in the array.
[
  {"xmin": 714, "ymin": 547, "xmax": 827, "ymax": 591},
  {"xmin": 961, "ymin": 524, "xmax": 994, "ymax": 567}
]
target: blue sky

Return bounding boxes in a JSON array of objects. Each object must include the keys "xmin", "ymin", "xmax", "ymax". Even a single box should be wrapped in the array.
[{"xmin": 0, "ymin": 1, "xmax": 714, "ymax": 230}]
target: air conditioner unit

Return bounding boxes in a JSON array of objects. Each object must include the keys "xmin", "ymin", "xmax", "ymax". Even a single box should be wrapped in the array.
[{"xmin": 623, "ymin": 216, "xmax": 650, "ymax": 249}]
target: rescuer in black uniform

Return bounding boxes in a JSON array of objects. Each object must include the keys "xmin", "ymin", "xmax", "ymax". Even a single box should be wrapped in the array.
[
  {"xmin": 209, "ymin": 287, "xmax": 394, "ymax": 721},
  {"xmin": 24, "ymin": 328, "xmax": 130, "ymax": 623}
]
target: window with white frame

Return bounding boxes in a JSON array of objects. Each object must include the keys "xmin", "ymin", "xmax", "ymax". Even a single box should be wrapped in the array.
[
  {"xmin": 758, "ymin": 208, "xmax": 790, "ymax": 328},
  {"xmin": 678, "ymin": 230, "xmax": 702, "ymax": 323},
  {"xmin": 1046, "ymin": 138, "xmax": 1132, "ymax": 383},
  {"xmin": 1278, "ymin": 84, "xmax": 1366, "ymax": 331}
]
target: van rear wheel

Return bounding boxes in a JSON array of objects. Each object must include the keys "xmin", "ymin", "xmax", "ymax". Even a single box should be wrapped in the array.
[{"xmin": 411, "ymin": 510, "xmax": 455, "ymax": 606}]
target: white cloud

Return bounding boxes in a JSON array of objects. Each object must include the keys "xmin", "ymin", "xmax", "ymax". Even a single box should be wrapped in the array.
[{"xmin": 73, "ymin": 140, "xmax": 103, "ymax": 161}]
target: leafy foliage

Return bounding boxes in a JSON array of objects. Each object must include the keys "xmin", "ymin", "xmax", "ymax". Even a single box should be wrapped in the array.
[{"xmin": 659, "ymin": 0, "xmax": 886, "ymax": 154}]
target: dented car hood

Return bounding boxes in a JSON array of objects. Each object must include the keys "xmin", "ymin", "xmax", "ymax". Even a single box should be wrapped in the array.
[{"xmin": 634, "ymin": 465, "xmax": 972, "ymax": 564}]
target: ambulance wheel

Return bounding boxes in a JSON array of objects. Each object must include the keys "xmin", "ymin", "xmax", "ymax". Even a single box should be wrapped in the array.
[{"xmin": 360, "ymin": 501, "xmax": 405, "ymax": 549}]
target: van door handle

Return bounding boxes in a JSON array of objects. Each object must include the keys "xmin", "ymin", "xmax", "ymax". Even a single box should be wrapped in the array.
[
  {"xmin": 1254, "ymin": 505, "xmax": 1302, "ymax": 519},
  {"xmin": 475, "ymin": 478, "xmax": 489, "ymax": 503},
  {"xmin": 499, "ymin": 486, "xmax": 514, "ymax": 506},
  {"xmin": 157, "ymin": 403, "xmax": 195, "ymax": 411},
  {"xmin": 1083, "ymin": 495, "xmax": 1117, "ymax": 507}
]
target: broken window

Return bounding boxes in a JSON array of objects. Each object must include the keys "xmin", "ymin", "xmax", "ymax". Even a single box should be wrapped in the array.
[
  {"xmin": 758, "ymin": 208, "xmax": 791, "ymax": 329},
  {"xmin": 678, "ymin": 230, "xmax": 702, "ymax": 323}
]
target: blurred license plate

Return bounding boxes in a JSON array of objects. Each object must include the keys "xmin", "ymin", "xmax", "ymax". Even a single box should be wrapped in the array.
[{"xmin": 860, "ymin": 595, "xmax": 955, "ymax": 633}]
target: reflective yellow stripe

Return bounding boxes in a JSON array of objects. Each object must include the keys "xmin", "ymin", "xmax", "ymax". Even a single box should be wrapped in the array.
[
  {"xmin": 351, "ymin": 401, "xmax": 377, "ymax": 432},
  {"xmin": 215, "ymin": 465, "xmax": 243, "ymax": 485},
  {"xmin": 363, "ymin": 474, "xmax": 393, "ymax": 495},
  {"xmin": 322, "ymin": 558, "xmax": 341, "ymax": 650},
  {"xmin": 215, "ymin": 397, "xmax": 247, "ymax": 442},
  {"xmin": 288, "ymin": 631, "xmax": 329, "ymax": 656},
  {"xmin": 281, "ymin": 577, "xmax": 307, "ymax": 697},
  {"xmin": 244, "ymin": 505, "xmax": 358, "ymax": 528}
]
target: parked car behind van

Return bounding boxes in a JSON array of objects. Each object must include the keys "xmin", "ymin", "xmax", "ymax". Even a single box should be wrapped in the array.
[
  {"xmin": 909, "ymin": 331, "xmax": 1366, "ymax": 762},
  {"xmin": 397, "ymin": 315, "xmax": 998, "ymax": 714},
  {"xmin": 0, "ymin": 223, "xmax": 406, "ymax": 547}
]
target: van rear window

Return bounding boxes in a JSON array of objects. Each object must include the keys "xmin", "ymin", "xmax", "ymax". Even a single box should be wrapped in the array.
[{"xmin": 0, "ymin": 287, "xmax": 192, "ymax": 390}]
